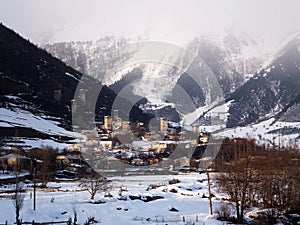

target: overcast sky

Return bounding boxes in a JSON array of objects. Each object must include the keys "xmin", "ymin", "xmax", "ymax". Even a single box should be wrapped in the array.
[{"xmin": 1, "ymin": 0, "xmax": 300, "ymax": 51}]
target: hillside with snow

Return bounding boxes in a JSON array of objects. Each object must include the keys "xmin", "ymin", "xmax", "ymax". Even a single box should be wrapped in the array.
[{"xmin": 0, "ymin": 108, "xmax": 82, "ymax": 149}]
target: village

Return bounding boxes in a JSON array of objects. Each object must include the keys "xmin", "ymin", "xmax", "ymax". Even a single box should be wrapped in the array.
[
  {"xmin": 0, "ymin": 110, "xmax": 212, "ymax": 182},
  {"xmin": 67, "ymin": 109, "xmax": 213, "ymax": 176}
]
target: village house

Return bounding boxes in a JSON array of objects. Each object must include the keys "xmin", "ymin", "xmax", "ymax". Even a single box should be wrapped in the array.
[
  {"xmin": 0, "ymin": 153, "xmax": 30, "ymax": 172},
  {"xmin": 132, "ymin": 140, "xmax": 151, "ymax": 152},
  {"xmin": 56, "ymin": 154, "xmax": 87, "ymax": 178},
  {"xmin": 100, "ymin": 137, "xmax": 113, "ymax": 150},
  {"xmin": 151, "ymin": 141, "xmax": 167, "ymax": 153},
  {"xmin": 56, "ymin": 154, "xmax": 79, "ymax": 166}
]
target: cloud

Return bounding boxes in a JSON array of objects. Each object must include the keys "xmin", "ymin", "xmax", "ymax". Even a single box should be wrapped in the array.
[{"xmin": 1, "ymin": 0, "xmax": 300, "ymax": 50}]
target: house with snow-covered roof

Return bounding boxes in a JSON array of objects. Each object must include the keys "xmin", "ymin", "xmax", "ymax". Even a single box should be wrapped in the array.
[{"xmin": 132, "ymin": 140, "xmax": 151, "ymax": 152}]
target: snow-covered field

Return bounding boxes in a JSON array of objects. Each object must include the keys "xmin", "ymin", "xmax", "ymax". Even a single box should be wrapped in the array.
[{"xmin": 0, "ymin": 173, "xmax": 224, "ymax": 225}]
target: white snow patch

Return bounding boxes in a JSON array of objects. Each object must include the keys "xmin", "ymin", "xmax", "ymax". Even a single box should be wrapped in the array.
[
  {"xmin": 132, "ymin": 63, "xmax": 182, "ymax": 103},
  {"xmin": 265, "ymin": 67, "xmax": 271, "ymax": 73},
  {"xmin": 182, "ymin": 101, "xmax": 231, "ymax": 126},
  {"xmin": 65, "ymin": 72, "xmax": 80, "ymax": 81},
  {"xmin": 5, "ymin": 95, "xmax": 21, "ymax": 100}
]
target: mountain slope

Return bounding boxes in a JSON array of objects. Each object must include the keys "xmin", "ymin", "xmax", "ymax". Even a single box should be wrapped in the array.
[
  {"xmin": 43, "ymin": 37, "xmax": 131, "ymax": 82},
  {"xmin": 0, "ymin": 23, "xmax": 84, "ymax": 129},
  {"xmin": 226, "ymin": 34, "xmax": 300, "ymax": 127},
  {"xmin": 0, "ymin": 24, "xmax": 150, "ymax": 149},
  {"xmin": 187, "ymin": 33, "xmax": 265, "ymax": 96},
  {"xmin": 44, "ymin": 33, "xmax": 266, "ymax": 97}
]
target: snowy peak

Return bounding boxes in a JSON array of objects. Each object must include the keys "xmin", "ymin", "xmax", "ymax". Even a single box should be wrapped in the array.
[
  {"xmin": 187, "ymin": 32, "xmax": 266, "ymax": 95},
  {"xmin": 43, "ymin": 37, "xmax": 131, "ymax": 82}
]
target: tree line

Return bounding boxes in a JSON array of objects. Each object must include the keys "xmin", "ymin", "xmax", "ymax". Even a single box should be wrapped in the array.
[{"xmin": 214, "ymin": 138, "xmax": 300, "ymax": 224}]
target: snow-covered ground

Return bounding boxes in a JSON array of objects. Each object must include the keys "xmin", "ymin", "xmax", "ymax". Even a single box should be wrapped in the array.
[
  {"xmin": 0, "ymin": 108, "xmax": 83, "ymax": 149},
  {"xmin": 214, "ymin": 118, "xmax": 300, "ymax": 147},
  {"xmin": 0, "ymin": 173, "xmax": 225, "ymax": 225},
  {"xmin": 182, "ymin": 100, "xmax": 300, "ymax": 147},
  {"xmin": 181, "ymin": 101, "xmax": 230, "ymax": 126},
  {"xmin": 0, "ymin": 108, "xmax": 80, "ymax": 138}
]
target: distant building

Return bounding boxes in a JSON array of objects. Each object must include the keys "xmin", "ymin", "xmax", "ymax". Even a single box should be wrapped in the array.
[
  {"xmin": 100, "ymin": 138, "xmax": 113, "ymax": 150},
  {"xmin": 121, "ymin": 121, "xmax": 129, "ymax": 131},
  {"xmin": 68, "ymin": 143, "xmax": 81, "ymax": 151},
  {"xmin": 199, "ymin": 133, "xmax": 209, "ymax": 144},
  {"xmin": 131, "ymin": 158, "xmax": 144, "ymax": 166},
  {"xmin": 132, "ymin": 141, "xmax": 151, "ymax": 152},
  {"xmin": 160, "ymin": 117, "xmax": 168, "ymax": 131},
  {"xmin": 56, "ymin": 154, "xmax": 78, "ymax": 165},
  {"xmin": 113, "ymin": 109, "xmax": 119, "ymax": 121},
  {"xmin": 192, "ymin": 124, "xmax": 200, "ymax": 134},
  {"xmin": 151, "ymin": 141, "xmax": 167, "ymax": 153},
  {"xmin": 113, "ymin": 118, "xmax": 122, "ymax": 129},
  {"xmin": 103, "ymin": 116, "xmax": 112, "ymax": 130},
  {"xmin": 0, "ymin": 153, "xmax": 30, "ymax": 171}
]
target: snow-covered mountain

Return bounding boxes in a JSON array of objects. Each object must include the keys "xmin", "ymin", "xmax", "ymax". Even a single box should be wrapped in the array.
[
  {"xmin": 0, "ymin": 108, "xmax": 82, "ymax": 149},
  {"xmin": 106, "ymin": 33, "xmax": 266, "ymax": 123},
  {"xmin": 196, "ymin": 33, "xmax": 300, "ymax": 146},
  {"xmin": 44, "ymin": 32, "xmax": 266, "ymax": 97},
  {"xmin": 187, "ymin": 32, "xmax": 266, "ymax": 95},
  {"xmin": 226, "ymin": 33, "xmax": 300, "ymax": 127},
  {"xmin": 0, "ymin": 24, "xmax": 86, "ymax": 148},
  {"xmin": 43, "ymin": 37, "xmax": 131, "ymax": 82},
  {"xmin": 43, "ymin": 33, "xmax": 266, "ymax": 125},
  {"xmin": 0, "ymin": 24, "xmax": 148, "ymax": 149}
]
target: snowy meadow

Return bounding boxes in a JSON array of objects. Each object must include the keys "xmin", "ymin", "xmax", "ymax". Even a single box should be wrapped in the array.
[{"xmin": 0, "ymin": 173, "xmax": 225, "ymax": 225}]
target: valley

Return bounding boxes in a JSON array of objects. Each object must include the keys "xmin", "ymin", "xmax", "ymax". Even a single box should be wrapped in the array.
[{"xmin": 1, "ymin": 5, "xmax": 300, "ymax": 224}]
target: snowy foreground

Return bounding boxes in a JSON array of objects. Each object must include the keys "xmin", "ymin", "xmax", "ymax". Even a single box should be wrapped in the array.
[{"xmin": 0, "ymin": 173, "xmax": 225, "ymax": 225}]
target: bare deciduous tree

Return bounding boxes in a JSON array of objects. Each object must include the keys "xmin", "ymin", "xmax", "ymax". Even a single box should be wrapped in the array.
[
  {"xmin": 12, "ymin": 175, "xmax": 25, "ymax": 225},
  {"xmin": 215, "ymin": 139, "xmax": 260, "ymax": 223},
  {"xmin": 214, "ymin": 202, "xmax": 232, "ymax": 220},
  {"xmin": 79, "ymin": 174, "xmax": 109, "ymax": 200},
  {"xmin": 256, "ymin": 148, "xmax": 300, "ymax": 213},
  {"xmin": 27, "ymin": 147, "xmax": 57, "ymax": 187}
]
